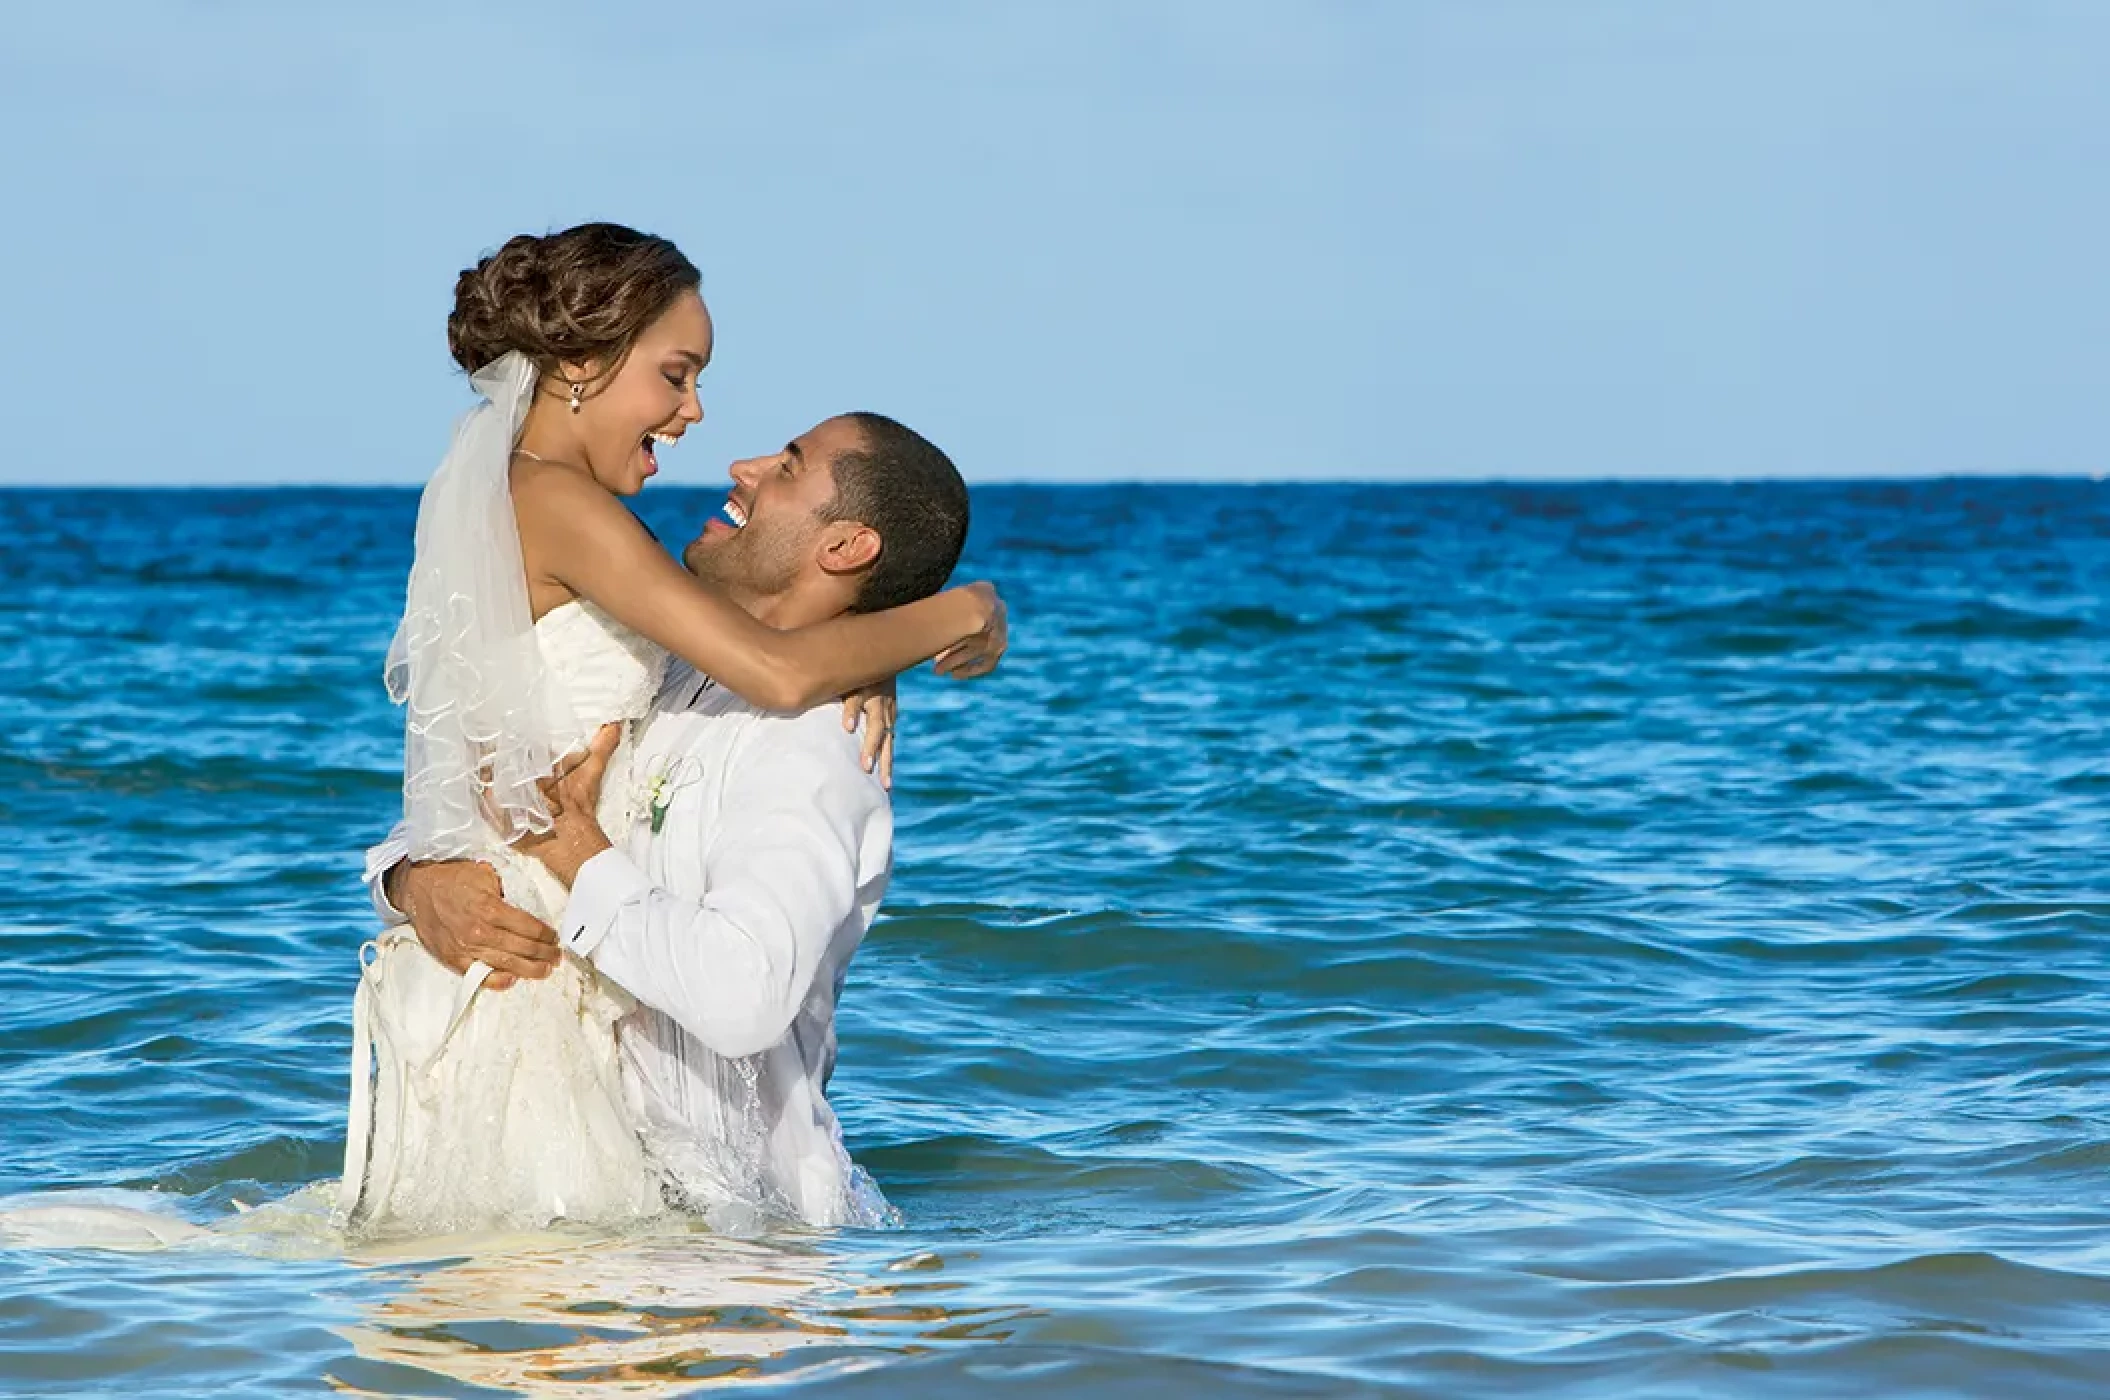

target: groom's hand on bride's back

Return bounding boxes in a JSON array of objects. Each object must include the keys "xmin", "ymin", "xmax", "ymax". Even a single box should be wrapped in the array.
[{"xmin": 385, "ymin": 859, "xmax": 560, "ymax": 989}]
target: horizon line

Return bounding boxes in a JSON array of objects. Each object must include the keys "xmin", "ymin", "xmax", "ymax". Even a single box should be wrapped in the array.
[
  {"xmin": 0, "ymin": 472, "xmax": 2101, "ymax": 495},
  {"xmin": 0, "ymin": 471, "xmax": 2102, "ymax": 492}
]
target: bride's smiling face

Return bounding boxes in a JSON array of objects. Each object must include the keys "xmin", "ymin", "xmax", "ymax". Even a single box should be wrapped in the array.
[{"xmin": 566, "ymin": 289, "xmax": 714, "ymax": 496}]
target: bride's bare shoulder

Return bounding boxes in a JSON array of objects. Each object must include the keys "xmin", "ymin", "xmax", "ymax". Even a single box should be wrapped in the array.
[
  {"xmin": 514, "ymin": 458, "xmax": 616, "ymax": 521},
  {"xmin": 511, "ymin": 453, "xmax": 599, "ymax": 501}
]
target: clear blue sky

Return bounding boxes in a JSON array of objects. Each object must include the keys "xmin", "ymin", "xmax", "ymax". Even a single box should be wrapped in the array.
[{"xmin": 3, "ymin": 3, "xmax": 2104, "ymax": 484}]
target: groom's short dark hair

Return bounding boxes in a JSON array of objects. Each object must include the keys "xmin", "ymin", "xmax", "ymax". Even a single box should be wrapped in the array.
[{"xmin": 822, "ymin": 414, "xmax": 970, "ymax": 613}]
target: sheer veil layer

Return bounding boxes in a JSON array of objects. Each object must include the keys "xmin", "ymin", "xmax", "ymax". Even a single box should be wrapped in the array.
[{"xmin": 385, "ymin": 351, "xmax": 577, "ymax": 860}]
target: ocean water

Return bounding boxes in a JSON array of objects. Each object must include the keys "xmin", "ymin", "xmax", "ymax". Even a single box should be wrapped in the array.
[{"xmin": 1, "ymin": 478, "xmax": 2107, "ymax": 1397}]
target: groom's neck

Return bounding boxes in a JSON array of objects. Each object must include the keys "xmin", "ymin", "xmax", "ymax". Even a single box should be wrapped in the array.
[{"xmin": 726, "ymin": 580, "xmax": 849, "ymax": 633}]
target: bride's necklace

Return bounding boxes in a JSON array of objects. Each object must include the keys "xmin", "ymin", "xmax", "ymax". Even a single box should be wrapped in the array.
[{"xmin": 513, "ymin": 448, "xmax": 589, "ymax": 471}]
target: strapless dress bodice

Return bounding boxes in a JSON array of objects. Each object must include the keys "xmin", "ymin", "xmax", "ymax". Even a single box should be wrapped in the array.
[{"xmin": 534, "ymin": 598, "xmax": 669, "ymax": 739}]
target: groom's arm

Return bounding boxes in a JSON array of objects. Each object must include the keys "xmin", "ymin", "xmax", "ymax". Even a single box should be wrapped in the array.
[
  {"xmin": 363, "ymin": 824, "xmax": 414, "ymax": 926},
  {"xmin": 558, "ymin": 729, "xmax": 891, "ymax": 1060},
  {"xmin": 362, "ymin": 822, "xmax": 563, "ymax": 984}
]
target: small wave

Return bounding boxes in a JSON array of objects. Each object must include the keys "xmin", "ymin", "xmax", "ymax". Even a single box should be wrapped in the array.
[
  {"xmin": 1780, "ymin": 767, "xmax": 1904, "ymax": 796},
  {"xmin": 1585, "ymin": 1251, "xmax": 2110, "ymax": 1319},
  {"xmin": 1641, "ymin": 591, "xmax": 1882, "ymax": 633},
  {"xmin": 1905, "ymin": 603, "xmax": 2089, "ymax": 641},
  {"xmin": 14, "ymin": 754, "xmax": 397, "ymax": 798},
  {"xmin": 863, "ymin": 1133, "xmax": 1299, "ymax": 1206},
  {"xmin": 136, "ymin": 1134, "xmax": 340, "ymax": 1196},
  {"xmin": 803, "ymin": 1345, "xmax": 1376, "ymax": 1398},
  {"xmin": 1898, "ymin": 969, "xmax": 2099, "ymax": 1002},
  {"xmin": 133, "ymin": 561, "xmax": 315, "ymax": 591},
  {"xmin": 1936, "ymin": 900, "xmax": 2110, "ymax": 930},
  {"xmin": 1986, "ymin": 1138, "xmax": 2110, "ymax": 1178},
  {"xmin": 1167, "ymin": 605, "xmax": 1305, "ymax": 646}
]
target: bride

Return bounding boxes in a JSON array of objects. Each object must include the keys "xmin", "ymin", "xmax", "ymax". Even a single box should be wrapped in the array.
[{"xmin": 338, "ymin": 223, "xmax": 1005, "ymax": 1238}]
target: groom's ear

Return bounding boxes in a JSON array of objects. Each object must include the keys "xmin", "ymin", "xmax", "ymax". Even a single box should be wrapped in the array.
[{"xmin": 816, "ymin": 520, "xmax": 882, "ymax": 579}]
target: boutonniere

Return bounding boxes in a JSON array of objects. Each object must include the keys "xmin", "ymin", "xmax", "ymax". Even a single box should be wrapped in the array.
[{"xmin": 637, "ymin": 758, "xmax": 702, "ymax": 834}]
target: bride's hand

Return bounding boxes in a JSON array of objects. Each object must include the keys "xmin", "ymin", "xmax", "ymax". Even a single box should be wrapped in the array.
[
  {"xmin": 933, "ymin": 582, "xmax": 1007, "ymax": 681},
  {"xmin": 840, "ymin": 677, "xmax": 898, "ymax": 789}
]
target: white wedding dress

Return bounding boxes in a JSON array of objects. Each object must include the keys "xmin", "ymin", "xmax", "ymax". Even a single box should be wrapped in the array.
[{"xmin": 340, "ymin": 599, "xmax": 670, "ymax": 1238}]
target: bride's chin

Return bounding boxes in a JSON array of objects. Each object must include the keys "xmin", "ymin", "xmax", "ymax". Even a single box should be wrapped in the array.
[
  {"xmin": 594, "ymin": 462, "xmax": 650, "ymax": 497},
  {"xmin": 617, "ymin": 446, "xmax": 659, "ymax": 495}
]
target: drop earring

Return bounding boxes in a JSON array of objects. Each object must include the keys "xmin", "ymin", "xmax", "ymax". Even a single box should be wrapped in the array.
[{"xmin": 568, "ymin": 381, "xmax": 584, "ymax": 414}]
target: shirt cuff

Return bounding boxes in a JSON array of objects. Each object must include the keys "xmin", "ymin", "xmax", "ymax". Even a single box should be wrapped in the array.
[
  {"xmin": 363, "ymin": 827, "xmax": 413, "ymax": 928},
  {"xmin": 561, "ymin": 846, "xmax": 652, "ymax": 960}
]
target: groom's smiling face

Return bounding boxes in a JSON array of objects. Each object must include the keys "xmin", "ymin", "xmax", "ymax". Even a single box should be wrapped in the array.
[{"xmin": 681, "ymin": 417, "xmax": 867, "ymax": 597}]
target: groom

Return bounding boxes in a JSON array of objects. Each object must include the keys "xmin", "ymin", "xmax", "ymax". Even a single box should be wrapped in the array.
[{"xmin": 366, "ymin": 411, "xmax": 983, "ymax": 1227}]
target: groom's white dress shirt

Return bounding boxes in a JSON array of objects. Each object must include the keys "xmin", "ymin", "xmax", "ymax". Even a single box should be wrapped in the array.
[{"xmin": 366, "ymin": 661, "xmax": 895, "ymax": 1227}]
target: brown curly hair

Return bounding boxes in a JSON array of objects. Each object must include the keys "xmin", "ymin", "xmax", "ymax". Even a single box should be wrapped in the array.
[{"xmin": 447, "ymin": 223, "xmax": 701, "ymax": 388}]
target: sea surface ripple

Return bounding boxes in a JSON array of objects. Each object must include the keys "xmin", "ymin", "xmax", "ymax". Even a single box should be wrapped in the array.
[{"xmin": 1, "ymin": 480, "xmax": 2107, "ymax": 1396}]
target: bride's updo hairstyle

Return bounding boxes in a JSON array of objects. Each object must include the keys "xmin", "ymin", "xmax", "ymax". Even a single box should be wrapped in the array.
[{"xmin": 447, "ymin": 222, "xmax": 701, "ymax": 387}]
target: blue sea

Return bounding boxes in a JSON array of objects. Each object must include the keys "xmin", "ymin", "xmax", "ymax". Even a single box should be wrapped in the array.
[{"xmin": 1, "ymin": 479, "xmax": 2107, "ymax": 1397}]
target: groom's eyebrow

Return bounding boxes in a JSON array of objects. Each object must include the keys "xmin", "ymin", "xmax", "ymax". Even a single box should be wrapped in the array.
[{"xmin": 784, "ymin": 442, "xmax": 804, "ymax": 467}]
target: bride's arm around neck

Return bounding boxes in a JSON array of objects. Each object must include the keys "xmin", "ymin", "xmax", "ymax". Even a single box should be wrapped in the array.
[{"xmin": 510, "ymin": 464, "xmax": 992, "ymax": 713}]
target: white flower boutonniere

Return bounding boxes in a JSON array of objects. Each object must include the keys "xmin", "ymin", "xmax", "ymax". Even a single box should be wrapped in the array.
[{"xmin": 637, "ymin": 757, "xmax": 702, "ymax": 835}]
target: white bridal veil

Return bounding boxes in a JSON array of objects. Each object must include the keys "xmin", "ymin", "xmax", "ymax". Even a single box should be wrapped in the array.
[{"xmin": 384, "ymin": 352, "xmax": 576, "ymax": 860}]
